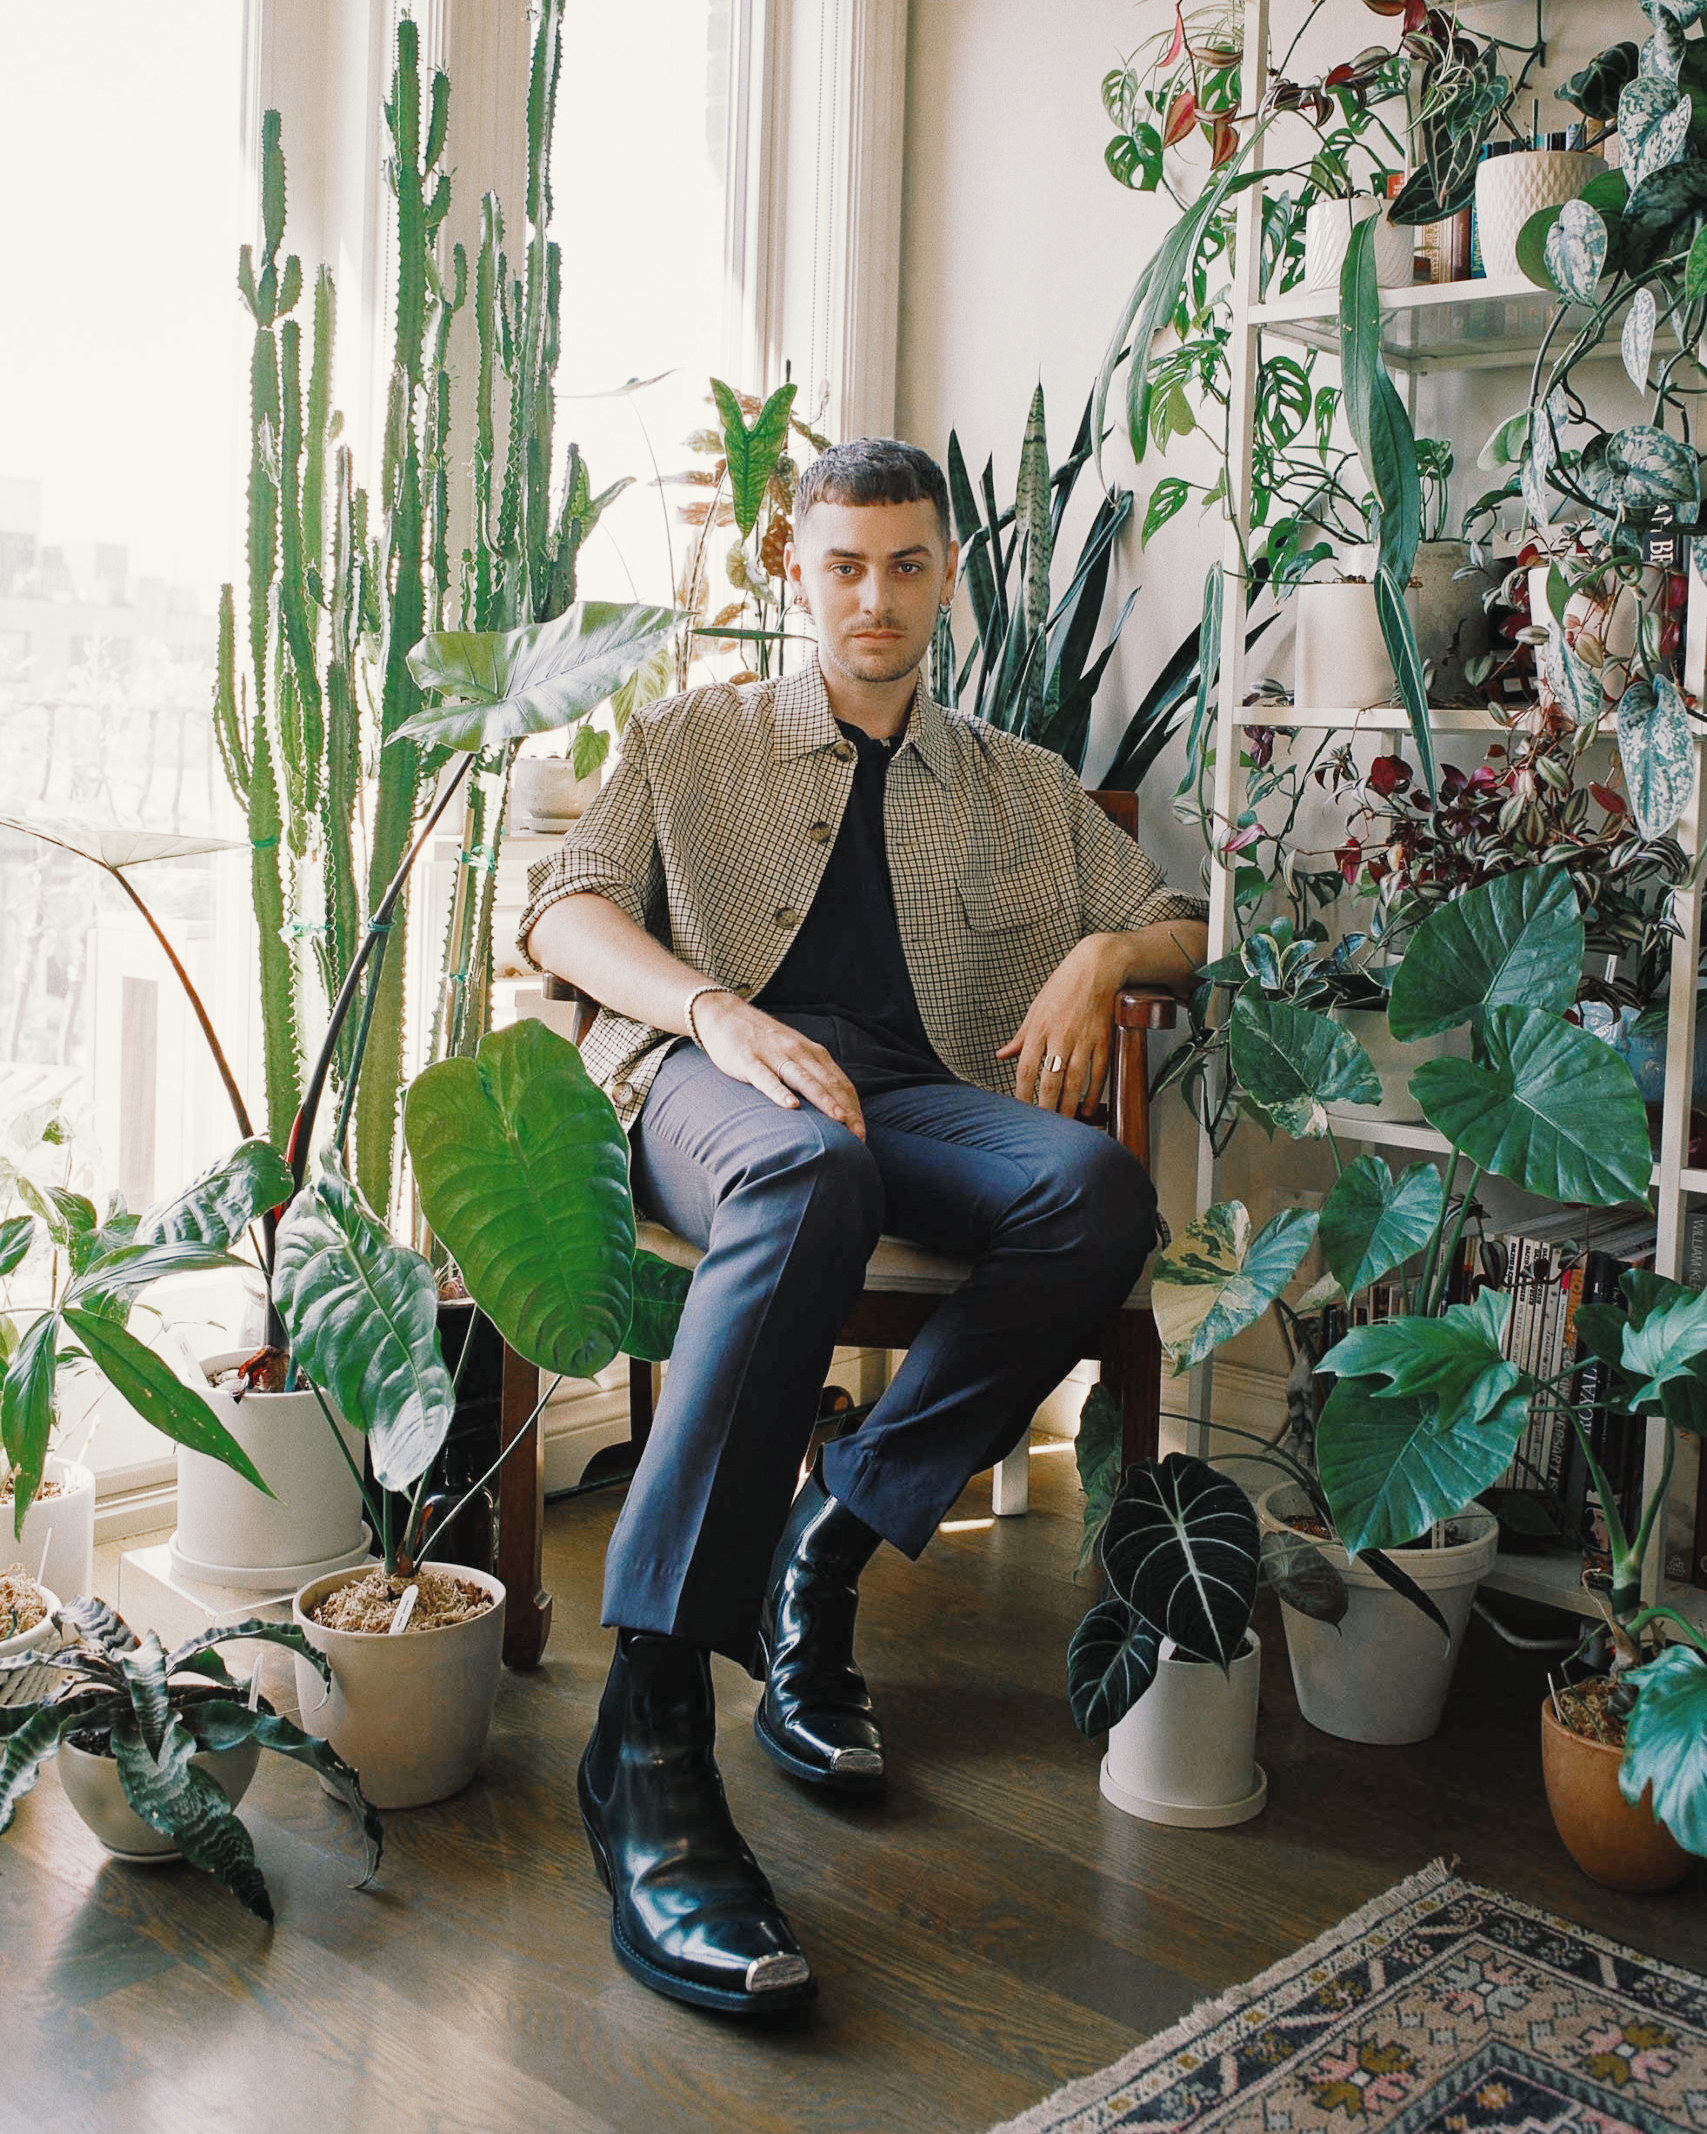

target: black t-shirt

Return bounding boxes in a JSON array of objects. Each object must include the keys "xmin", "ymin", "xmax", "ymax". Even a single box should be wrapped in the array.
[{"xmin": 755, "ymin": 718, "xmax": 942, "ymax": 1063}]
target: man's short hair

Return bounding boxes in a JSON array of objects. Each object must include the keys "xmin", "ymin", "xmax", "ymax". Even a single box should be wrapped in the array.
[{"xmin": 795, "ymin": 437, "xmax": 951, "ymax": 547}]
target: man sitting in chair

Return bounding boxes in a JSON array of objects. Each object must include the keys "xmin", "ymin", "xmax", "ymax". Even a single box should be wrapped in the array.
[{"xmin": 520, "ymin": 437, "xmax": 1206, "ymax": 2017}]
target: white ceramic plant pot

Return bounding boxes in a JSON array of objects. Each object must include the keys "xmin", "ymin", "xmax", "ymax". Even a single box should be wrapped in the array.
[
  {"xmin": 1324, "ymin": 1009, "xmax": 1470, "ymax": 1126},
  {"xmin": 1475, "ymin": 150, "xmax": 1604, "ymax": 283},
  {"xmin": 0, "ymin": 1581, "xmax": 62, "ymax": 1708},
  {"xmin": 171, "ymin": 1353, "xmax": 372, "ymax": 1594},
  {"xmin": 292, "ymin": 1564, "xmax": 506, "ymax": 1810},
  {"xmin": 1294, "ymin": 581, "xmax": 1414, "ymax": 710},
  {"xmin": 1099, "ymin": 1631, "xmax": 1266, "ymax": 1828},
  {"xmin": 511, "ymin": 754, "xmax": 603, "ymax": 827},
  {"xmin": 58, "ymin": 1733, "xmax": 261, "ymax": 1860},
  {"xmin": 7, "ymin": 1457, "xmax": 95, "ymax": 1605},
  {"xmin": 1258, "ymin": 1487, "xmax": 1498, "ymax": 1745},
  {"xmin": 1302, "ymin": 196, "xmax": 1412, "ymax": 293}
]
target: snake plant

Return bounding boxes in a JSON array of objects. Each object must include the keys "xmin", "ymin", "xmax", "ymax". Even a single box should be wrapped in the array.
[{"xmin": 0, "ymin": 1596, "xmax": 382, "ymax": 1919}]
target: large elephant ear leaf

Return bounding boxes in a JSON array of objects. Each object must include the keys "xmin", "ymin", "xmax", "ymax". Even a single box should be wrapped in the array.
[
  {"xmin": 1153, "ymin": 1202, "xmax": 1318, "ymax": 1372},
  {"xmin": 399, "ymin": 600, "xmax": 682, "ymax": 750},
  {"xmin": 404, "ymin": 1017, "xmax": 635, "ymax": 1381},
  {"xmin": 1100, "ymin": 1452, "xmax": 1260, "ymax": 1666},
  {"xmin": 1388, "ymin": 870, "xmax": 1583, "ymax": 1040},
  {"xmin": 137, "ymin": 1139, "xmax": 294, "ymax": 1250},
  {"xmin": 1621, "ymin": 1645, "xmax": 1707, "ymax": 1856},
  {"xmin": 1229, "ymin": 997, "xmax": 1379, "ymax": 1139},
  {"xmin": 1412, "ymin": 1005, "xmax": 1653, "ymax": 1207},
  {"xmin": 1067, "ymin": 1598, "xmax": 1161, "ymax": 1736},
  {"xmin": 1318, "ymin": 1157, "xmax": 1444, "ymax": 1301},
  {"xmin": 1316, "ymin": 1372, "xmax": 1528, "ymax": 1558},
  {"xmin": 272, "ymin": 1160, "xmax": 453, "ymax": 1494}
]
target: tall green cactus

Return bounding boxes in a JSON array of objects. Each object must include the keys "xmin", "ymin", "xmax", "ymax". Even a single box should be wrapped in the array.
[{"xmin": 218, "ymin": 3, "xmax": 623, "ymax": 1216}]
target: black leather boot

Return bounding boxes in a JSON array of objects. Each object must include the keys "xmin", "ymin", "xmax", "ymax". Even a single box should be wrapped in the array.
[
  {"xmin": 577, "ymin": 1630, "xmax": 815, "ymax": 2014},
  {"xmin": 750, "ymin": 1455, "xmax": 885, "ymax": 1793}
]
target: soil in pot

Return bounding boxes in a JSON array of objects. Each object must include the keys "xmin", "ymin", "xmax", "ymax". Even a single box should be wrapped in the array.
[
  {"xmin": 1541, "ymin": 1684, "xmax": 1693, "ymax": 1893},
  {"xmin": 0, "ymin": 1564, "xmax": 50, "ymax": 1639},
  {"xmin": 307, "ymin": 1565, "xmax": 495, "ymax": 1633}
]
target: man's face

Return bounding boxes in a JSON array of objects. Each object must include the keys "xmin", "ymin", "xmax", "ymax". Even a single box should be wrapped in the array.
[{"xmin": 785, "ymin": 498, "xmax": 958, "ymax": 689}]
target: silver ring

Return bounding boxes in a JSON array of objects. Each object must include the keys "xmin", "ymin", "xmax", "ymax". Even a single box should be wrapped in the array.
[{"xmin": 1047, "ymin": 1053, "xmax": 1064, "ymax": 1075}]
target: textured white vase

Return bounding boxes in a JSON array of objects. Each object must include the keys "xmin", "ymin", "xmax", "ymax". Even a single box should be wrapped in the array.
[
  {"xmin": 293, "ymin": 1565, "xmax": 506, "ymax": 1810},
  {"xmin": 1303, "ymin": 196, "xmax": 1412, "ymax": 292},
  {"xmin": 1100, "ymin": 1632, "xmax": 1265, "ymax": 1828},
  {"xmin": 1476, "ymin": 151, "xmax": 1604, "ymax": 282},
  {"xmin": 59, "ymin": 1734, "xmax": 260, "ymax": 1860},
  {"xmin": 1294, "ymin": 581, "xmax": 1410, "ymax": 710},
  {"xmin": 1259, "ymin": 1488, "xmax": 1499, "ymax": 1745},
  {"xmin": 10, "ymin": 1457, "xmax": 95, "ymax": 1604},
  {"xmin": 172, "ymin": 1352, "xmax": 371, "ymax": 1592}
]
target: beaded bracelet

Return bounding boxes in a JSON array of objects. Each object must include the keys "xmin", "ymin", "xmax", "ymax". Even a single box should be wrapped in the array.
[{"xmin": 684, "ymin": 982, "xmax": 737, "ymax": 1047}]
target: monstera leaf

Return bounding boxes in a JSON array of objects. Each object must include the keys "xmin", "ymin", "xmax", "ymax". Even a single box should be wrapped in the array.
[
  {"xmin": 1316, "ymin": 1372, "xmax": 1529, "ymax": 1557},
  {"xmin": 1318, "ymin": 1157, "xmax": 1444, "ymax": 1301},
  {"xmin": 404, "ymin": 1018, "xmax": 635, "ymax": 1380},
  {"xmin": 399, "ymin": 601, "xmax": 682, "ymax": 749},
  {"xmin": 272, "ymin": 1161, "xmax": 453, "ymax": 1493},
  {"xmin": 1067, "ymin": 1597, "xmax": 1161, "ymax": 1736},
  {"xmin": 1412, "ymin": 1005, "xmax": 1653, "ymax": 1207},
  {"xmin": 137, "ymin": 1139, "xmax": 295, "ymax": 1250},
  {"xmin": 1099, "ymin": 1452, "xmax": 1260, "ymax": 1666},
  {"xmin": 1387, "ymin": 871, "xmax": 1583, "ymax": 1039},
  {"xmin": 1229, "ymin": 997, "xmax": 1379, "ymax": 1138},
  {"xmin": 1152, "ymin": 1201, "xmax": 1319, "ymax": 1371},
  {"xmin": 1621, "ymin": 1645, "xmax": 1707, "ymax": 1856}
]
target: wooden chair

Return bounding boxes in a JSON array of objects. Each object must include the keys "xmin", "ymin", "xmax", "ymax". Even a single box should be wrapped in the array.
[{"xmin": 527, "ymin": 791, "xmax": 1177, "ymax": 1525}]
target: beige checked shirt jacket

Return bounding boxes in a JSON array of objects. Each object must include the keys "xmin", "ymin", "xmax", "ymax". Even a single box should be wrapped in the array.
[{"xmin": 516, "ymin": 662, "xmax": 1206, "ymax": 1132}]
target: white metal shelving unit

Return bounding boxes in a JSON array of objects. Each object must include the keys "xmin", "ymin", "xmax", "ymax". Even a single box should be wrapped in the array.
[{"xmin": 1193, "ymin": 0, "xmax": 1707, "ymax": 1626}]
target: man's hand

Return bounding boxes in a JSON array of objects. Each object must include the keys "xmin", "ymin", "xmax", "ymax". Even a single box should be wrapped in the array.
[
  {"xmin": 997, "ymin": 936, "xmax": 1122, "ymax": 1117},
  {"xmin": 692, "ymin": 992, "xmax": 867, "ymax": 1139}
]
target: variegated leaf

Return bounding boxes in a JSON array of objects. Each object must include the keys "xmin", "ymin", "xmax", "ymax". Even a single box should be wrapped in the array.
[
  {"xmin": 1623, "ymin": 285, "xmax": 1658, "ymax": 390},
  {"xmin": 1620, "ymin": 74, "xmax": 1692, "ymax": 191},
  {"xmin": 1642, "ymin": 5, "xmax": 1687, "ymax": 81},
  {"xmin": 1544, "ymin": 199, "xmax": 1606, "ymax": 303},
  {"xmin": 1618, "ymin": 671, "xmax": 1697, "ymax": 839},
  {"xmin": 1544, "ymin": 630, "xmax": 1603, "ymax": 725},
  {"xmin": 1521, "ymin": 453, "xmax": 1552, "ymax": 528},
  {"xmin": 1604, "ymin": 423, "xmax": 1701, "ymax": 514},
  {"xmin": 1152, "ymin": 1201, "xmax": 1320, "ymax": 1372}
]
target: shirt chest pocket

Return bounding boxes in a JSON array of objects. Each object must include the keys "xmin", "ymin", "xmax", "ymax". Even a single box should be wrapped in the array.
[{"xmin": 955, "ymin": 859, "xmax": 1073, "ymax": 934}]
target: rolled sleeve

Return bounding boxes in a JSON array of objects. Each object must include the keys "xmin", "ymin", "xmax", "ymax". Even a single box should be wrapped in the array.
[
  {"xmin": 1067, "ymin": 769, "xmax": 1207, "ymax": 935},
  {"xmin": 515, "ymin": 720, "xmax": 665, "ymax": 973}
]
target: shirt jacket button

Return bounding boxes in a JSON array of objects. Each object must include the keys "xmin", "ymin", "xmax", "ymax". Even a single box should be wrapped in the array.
[
  {"xmin": 832, "ymin": 738, "xmax": 856, "ymax": 762},
  {"xmin": 774, "ymin": 906, "xmax": 800, "ymax": 927},
  {"xmin": 612, "ymin": 1081, "xmax": 635, "ymax": 1105},
  {"xmin": 808, "ymin": 819, "xmax": 832, "ymax": 843}
]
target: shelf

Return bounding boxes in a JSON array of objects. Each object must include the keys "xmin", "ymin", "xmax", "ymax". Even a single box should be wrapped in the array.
[
  {"xmin": 1321, "ymin": 1110, "xmax": 1449, "ymax": 1155},
  {"xmin": 1679, "ymin": 1168, "xmax": 1707, "ymax": 1194},
  {"xmin": 1250, "ymin": 272, "xmax": 1637, "ymax": 376},
  {"xmin": 1263, "ymin": 704, "xmax": 1511, "ymax": 732},
  {"xmin": 1483, "ymin": 1549, "xmax": 1707, "ymax": 1634}
]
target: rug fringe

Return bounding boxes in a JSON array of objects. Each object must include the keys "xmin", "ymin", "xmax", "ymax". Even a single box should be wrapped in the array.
[{"xmin": 983, "ymin": 1858, "xmax": 1459, "ymax": 2134}]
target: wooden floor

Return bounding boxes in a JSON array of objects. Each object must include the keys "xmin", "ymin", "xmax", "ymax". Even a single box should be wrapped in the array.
[{"xmin": 5, "ymin": 1442, "xmax": 1706, "ymax": 2134}]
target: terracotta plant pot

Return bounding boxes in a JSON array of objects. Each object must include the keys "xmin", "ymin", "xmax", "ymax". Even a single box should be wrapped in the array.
[
  {"xmin": 1540, "ymin": 1696, "xmax": 1693, "ymax": 1893},
  {"xmin": 58, "ymin": 1734, "xmax": 261, "ymax": 1861},
  {"xmin": 292, "ymin": 1564, "xmax": 506, "ymax": 1810}
]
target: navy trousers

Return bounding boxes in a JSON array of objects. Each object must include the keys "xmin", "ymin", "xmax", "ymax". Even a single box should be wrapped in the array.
[{"xmin": 604, "ymin": 1016, "xmax": 1159, "ymax": 1662}]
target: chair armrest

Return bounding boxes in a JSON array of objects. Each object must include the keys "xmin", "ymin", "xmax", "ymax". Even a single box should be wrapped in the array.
[
  {"xmin": 1115, "ymin": 987, "xmax": 1178, "ymax": 1031},
  {"xmin": 542, "ymin": 973, "xmax": 592, "ymax": 1005}
]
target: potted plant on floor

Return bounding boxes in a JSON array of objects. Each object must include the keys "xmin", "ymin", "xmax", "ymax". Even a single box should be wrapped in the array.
[
  {"xmin": 1069, "ymin": 1405, "xmax": 1266, "ymax": 1827},
  {"xmin": 1152, "ymin": 868, "xmax": 1659, "ymax": 1743},
  {"xmin": 0, "ymin": 1594, "xmax": 381, "ymax": 1918}
]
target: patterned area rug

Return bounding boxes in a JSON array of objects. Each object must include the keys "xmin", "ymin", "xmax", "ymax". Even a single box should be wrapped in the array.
[{"xmin": 989, "ymin": 1860, "xmax": 1707, "ymax": 2134}]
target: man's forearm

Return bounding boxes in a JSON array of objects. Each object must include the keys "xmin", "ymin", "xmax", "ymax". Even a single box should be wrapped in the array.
[
  {"xmin": 1085, "ymin": 920, "xmax": 1209, "ymax": 995},
  {"xmin": 527, "ymin": 892, "xmax": 717, "ymax": 1034}
]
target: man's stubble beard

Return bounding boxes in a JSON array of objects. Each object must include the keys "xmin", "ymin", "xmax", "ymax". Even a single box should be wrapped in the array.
[{"xmin": 821, "ymin": 626, "xmax": 929, "ymax": 688}]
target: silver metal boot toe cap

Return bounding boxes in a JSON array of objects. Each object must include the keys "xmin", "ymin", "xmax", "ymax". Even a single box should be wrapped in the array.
[{"xmin": 745, "ymin": 1951, "xmax": 813, "ymax": 1994}]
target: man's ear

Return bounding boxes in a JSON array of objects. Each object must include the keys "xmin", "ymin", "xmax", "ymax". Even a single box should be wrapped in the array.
[{"xmin": 940, "ymin": 537, "xmax": 960, "ymax": 608}]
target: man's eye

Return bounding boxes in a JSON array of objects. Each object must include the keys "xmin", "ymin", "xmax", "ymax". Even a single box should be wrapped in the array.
[{"xmin": 896, "ymin": 563, "xmax": 922, "ymax": 576}]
